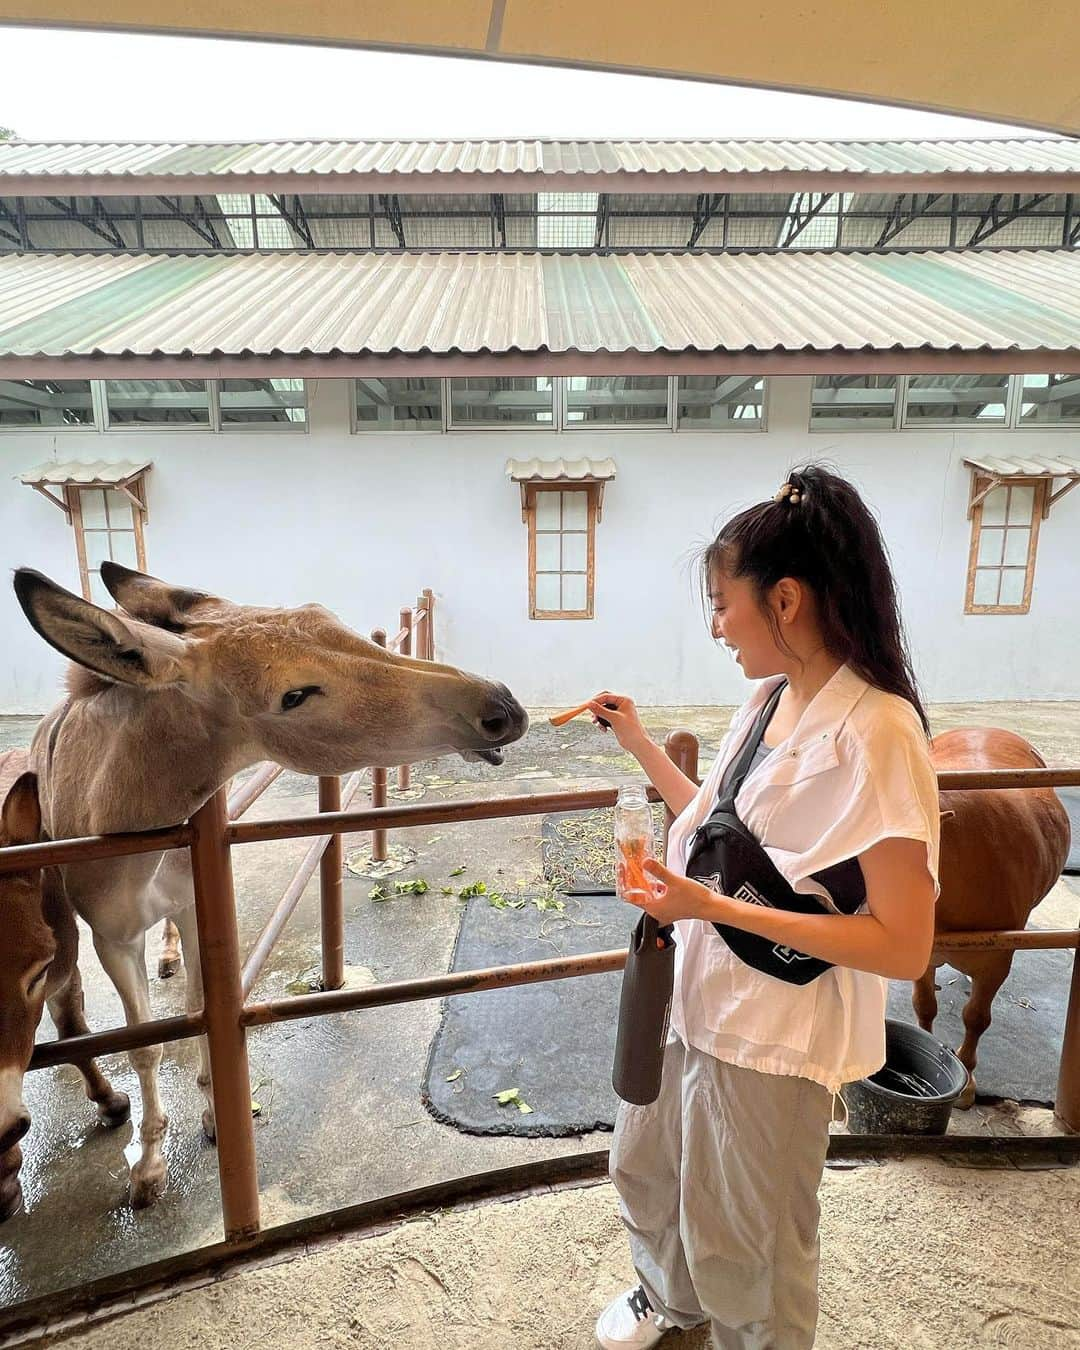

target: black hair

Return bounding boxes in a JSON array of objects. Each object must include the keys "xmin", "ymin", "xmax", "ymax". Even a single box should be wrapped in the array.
[{"xmin": 699, "ymin": 463, "xmax": 930, "ymax": 735}]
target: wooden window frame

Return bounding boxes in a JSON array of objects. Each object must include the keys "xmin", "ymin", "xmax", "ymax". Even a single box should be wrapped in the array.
[
  {"xmin": 525, "ymin": 482, "xmax": 598, "ymax": 621},
  {"xmin": 964, "ymin": 476, "xmax": 1046, "ymax": 615},
  {"xmin": 64, "ymin": 480, "xmax": 148, "ymax": 604}
]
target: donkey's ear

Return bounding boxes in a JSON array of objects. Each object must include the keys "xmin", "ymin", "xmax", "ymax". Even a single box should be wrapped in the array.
[
  {"xmin": 100, "ymin": 561, "xmax": 213, "ymax": 631},
  {"xmin": 1, "ymin": 772, "xmax": 41, "ymax": 847},
  {"xmin": 13, "ymin": 569, "xmax": 189, "ymax": 687}
]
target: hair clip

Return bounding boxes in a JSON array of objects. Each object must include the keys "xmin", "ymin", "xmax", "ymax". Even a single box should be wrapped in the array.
[{"xmin": 773, "ymin": 482, "xmax": 802, "ymax": 504}]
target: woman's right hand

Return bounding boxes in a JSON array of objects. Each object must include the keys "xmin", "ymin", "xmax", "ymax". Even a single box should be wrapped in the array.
[{"xmin": 587, "ymin": 691, "xmax": 651, "ymax": 755}]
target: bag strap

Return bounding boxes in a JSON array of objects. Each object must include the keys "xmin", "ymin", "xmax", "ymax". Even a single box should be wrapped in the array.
[{"xmin": 716, "ymin": 680, "xmax": 786, "ymax": 809}]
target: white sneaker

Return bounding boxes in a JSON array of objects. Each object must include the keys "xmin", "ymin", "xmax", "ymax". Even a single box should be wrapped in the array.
[{"xmin": 595, "ymin": 1284, "xmax": 671, "ymax": 1349}]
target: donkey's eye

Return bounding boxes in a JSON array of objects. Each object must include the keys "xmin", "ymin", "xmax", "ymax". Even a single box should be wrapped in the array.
[
  {"xmin": 281, "ymin": 686, "xmax": 321, "ymax": 712},
  {"xmin": 29, "ymin": 964, "xmax": 51, "ymax": 992}
]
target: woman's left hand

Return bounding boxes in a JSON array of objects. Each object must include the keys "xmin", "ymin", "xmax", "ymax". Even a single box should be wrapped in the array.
[{"xmin": 630, "ymin": 858, "xmax": 729, "ymax": 925}]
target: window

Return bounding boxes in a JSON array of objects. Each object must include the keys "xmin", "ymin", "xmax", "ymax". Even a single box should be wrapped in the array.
[
  {"xmin": 564, "ymin": 376, "xmax": 669, "ymax": 428},
  {"xmin": 527, "ymin": 487, "xmax": 595, "ymax": 619},
  {"xmin": 1017, "ymin": 374, "xmax": 1080, "ymax": 426},
  {"xmin": 810, "ymin": 375, "xmax": 898, "ymax": 428},
  {"xmin": 449, "ymin": 376, "xmax": 555, "ymax": 428},
  {"xmin": 537, "ymin": 193, "xmax": 598, "ymax": 248},
  {"xmin": 66, "ymin": 482, "xmax": 147, "ymax": 608},
  {"xmin": 104, "ymin": 379, "xmax": 211, "ymax": 427},
  {"xmin": 904, "ymin": 374, "xmax": 1009, "ymax": 425},
  {"xmin": 354, "ymin": 377, "xmax": 442, "ymax": 430},
  {"xmin": 965, "ymin": 478, "xmax": 1045, "ymax": 614},
  {"xmin": 0, "ymin": 379, "xmax": 96, "ymax": 428},
  {"xmin": 219, "ymin": 378, "xmax": 306, "ymax": 427},
  {"xmin": 677, "ymin": 376, "xmax": 766, "ymax": 429}
]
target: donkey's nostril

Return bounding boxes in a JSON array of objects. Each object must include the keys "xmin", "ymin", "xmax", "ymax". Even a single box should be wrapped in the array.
[
  {"xmin": 480, "ymin": 714, "xmax": 510, "ymax": 739},
  {"xmin": 0, "ymin": 1112, "xmax": 30, "ymax": 1155}
]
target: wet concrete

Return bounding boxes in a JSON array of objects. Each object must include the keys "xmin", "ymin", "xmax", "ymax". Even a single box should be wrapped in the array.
[{"xmin": 0, "ymin": 699, "xmax": 1078, "ymax": 1310}]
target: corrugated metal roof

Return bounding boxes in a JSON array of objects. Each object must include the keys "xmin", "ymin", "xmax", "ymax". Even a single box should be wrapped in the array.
[
  {"xmin": 19, "ymin": 459, "xmax": 151, "ymax": 485},
  {"xmin": 506, "ymin": 457, "xmax": 617, "ymax": 480},
  {"xmin": 3, "ymin": 138, "xmax": 1080, "ymax": 184},
  {"xmin": 2, "ymin": 249, "xmax": 1080, "ymax": 359},
  {"xmin": 963, "ymin": 453, "xmax": 1080, "ymax": 477}
]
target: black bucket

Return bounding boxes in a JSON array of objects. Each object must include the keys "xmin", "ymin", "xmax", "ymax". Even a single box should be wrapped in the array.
[{"xmin": 843, "ymin": 1019, "xmax": 969, "ymax": 1135}]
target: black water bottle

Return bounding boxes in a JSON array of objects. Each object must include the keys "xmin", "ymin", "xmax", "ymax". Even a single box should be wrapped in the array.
[{"xmin": 611, "ymin": 787, "xmax": 675, "ymax": 1106}]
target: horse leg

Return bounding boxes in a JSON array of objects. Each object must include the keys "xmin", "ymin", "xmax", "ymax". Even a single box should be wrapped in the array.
[
  {"xmin": 955, "ymin": 952, "xmax": 1014, "ymax": 1109},
  {"xmin": 47, "ymin": 966, "xmax": 130, "ymax": 1127},
  {"xmin": 912, "ymin": 964, "xmax": 939, "ymax": 1032},
  {"xmin": 158, "ymin": 918, "xmax": 182, "ymax": 980},
  {"xmin": 172, "ymin": 904, "xmax": 216, "ymax": 1143},
  {"xmin": 92, "ymin": 931, "xmax": 168, "ymax": 1207}
]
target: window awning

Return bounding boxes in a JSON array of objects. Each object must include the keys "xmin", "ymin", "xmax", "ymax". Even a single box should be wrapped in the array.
[
  {"xmin": 506, "ymin": 456, "xmax": 616, "ymax": 519},
  {"xmin": 963, "ymin": 453, "xmax": 1080, "ymax": 516},
  {"xmin": 20, "ymin": 459, "xmax": 152, "ymax": 517}
]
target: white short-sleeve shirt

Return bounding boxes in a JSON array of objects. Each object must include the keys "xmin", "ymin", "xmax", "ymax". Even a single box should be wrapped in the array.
[{"xmin": 667, "ymin": 664, "xmax": 941, "ymax": 1094}]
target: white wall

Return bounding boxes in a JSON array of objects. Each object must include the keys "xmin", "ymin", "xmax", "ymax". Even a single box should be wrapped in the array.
[{"xmin": 2, "ymin": 376, "xmax": 1078, "ymax": 715}]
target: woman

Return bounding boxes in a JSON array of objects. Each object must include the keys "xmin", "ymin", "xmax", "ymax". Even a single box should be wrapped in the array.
[{"xmin": 591, "ymin": 465, "xmax": 940, "ymax": 1350}]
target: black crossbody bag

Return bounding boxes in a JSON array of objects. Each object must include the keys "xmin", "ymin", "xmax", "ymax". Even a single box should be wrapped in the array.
[{"xmin": 684, "ymin": 681, "xmax": 866, "ymax": 986}]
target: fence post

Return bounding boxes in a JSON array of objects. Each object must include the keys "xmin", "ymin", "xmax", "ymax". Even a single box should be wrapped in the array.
[
  {"xmin": 189, "ymin": 788, "xmax": 260, "ymax": 1241},
  {"xmin": 1056, "ymin": 944, "xmax": 1080, "ymax": 1132},
  {"xmin": 397, "ymin": 607, "xmax": 413, "ymax": 793},
  {"xmin": 371, "ymin": 628, "xmax": 389, "ymax": 863},
  {"xmin": 662, "ymin": 730, "xmax": 699, "ymax": 853},
  {"xmin": 318, "ymin": 775, "xmax": 345, "ymax": 991},
  {"xmin": 421, "ymin": 588, "xmax": 435, "ymax": 661}
]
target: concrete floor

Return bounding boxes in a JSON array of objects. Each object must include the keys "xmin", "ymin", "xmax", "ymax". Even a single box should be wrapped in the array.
[{"xmin": 1, "ymin": 699, "xmax": 1078, "ymax": 1312}]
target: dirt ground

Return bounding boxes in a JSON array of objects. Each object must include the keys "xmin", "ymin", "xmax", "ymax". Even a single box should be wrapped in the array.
[{"xmin": 46, "ymin": 1157, "xmax": 1080, "ymax": 1350}]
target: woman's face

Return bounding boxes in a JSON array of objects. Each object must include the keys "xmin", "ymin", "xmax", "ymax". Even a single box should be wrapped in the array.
[{"xmin": 708, "ymin": 568, "xmax": 786, "ymax": 680}]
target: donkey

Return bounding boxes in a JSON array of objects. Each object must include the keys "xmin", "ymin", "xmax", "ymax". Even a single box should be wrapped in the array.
[
  {"xmin": 0, "ymin": 755, "xmax": 129, "ymax": 1220},
  {"xmin": 918, "ymin": 728, "xmax": 1070, "ymax": 1107},
  {"xmin": 14, "ymin": 562, "xmax": 528, "ymax": 1207}
]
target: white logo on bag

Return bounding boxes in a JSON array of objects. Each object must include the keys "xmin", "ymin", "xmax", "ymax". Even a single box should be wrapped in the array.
[
  {"xmin": 733, "ymin": 881, "xmax": 773, "ymax": 909},
  {"xmin": 702, "ymin": 874, "xmax": 813, "ymax": 965}
]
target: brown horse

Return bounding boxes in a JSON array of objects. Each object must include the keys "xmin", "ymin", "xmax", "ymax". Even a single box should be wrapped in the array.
[
  {"xmin": 0, "ymin": 753, "xmax": 128, "ymax": 1220},
  {"xmin": 917, "ymin": 728, "xmax": 1071, "ymax": 1106}
]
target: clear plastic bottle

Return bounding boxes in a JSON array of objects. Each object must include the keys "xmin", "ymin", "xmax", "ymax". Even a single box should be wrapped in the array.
[{"xmin": 615, "ymin": 784, "xmax": 655, "ymax": 903}]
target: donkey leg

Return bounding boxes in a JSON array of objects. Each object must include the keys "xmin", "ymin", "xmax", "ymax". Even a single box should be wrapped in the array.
[
  {"xmin": 955, "ymin": 952, "xmax": 1014, "ymax": 1109},
  {"xmin": 158, "ymin": 918, "xmax": 182, "ymax": 980},
  {"xmin": 0, "ymin": 1143, "xmax": 25, "ymax": 1222},
  {"xmin": 92, "ymin": 932, "xmax": 168, "ymax": 1207},
  {"xmin": 912, "ymin": 964, "xmax": 939, "ymax": 1033},
  {"xmin": 172, "ymin": 905, "xmax": 216, "ymax": 1142},
  {"xmin": 47, "ymin": 967, "xmax": 130, "ymax": 1127}
]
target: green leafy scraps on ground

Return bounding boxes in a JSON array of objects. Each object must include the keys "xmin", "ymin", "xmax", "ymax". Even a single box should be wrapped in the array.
[
  {"xmin": 369, "ymin": 878, "xmax": 430, "ymax": 901},
  {"xmin": 445, "ymin": 1069, "xmax": 464, "ymax": 1082},
  {"xmin": 493, "ymin": 1087, "xmax": 534, "ymax": 1114},
  {"xmin": 449, "ymin": 865, "xmax": 467, "ymax": 877}
]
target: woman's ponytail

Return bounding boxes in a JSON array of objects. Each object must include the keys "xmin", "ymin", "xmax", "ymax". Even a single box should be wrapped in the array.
[{"xmin": 700, "ymin": 463, "xmax": 930, "ymax": 735}]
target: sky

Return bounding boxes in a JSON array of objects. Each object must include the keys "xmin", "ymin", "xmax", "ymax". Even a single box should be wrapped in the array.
[{"xmin": 0, "ymin": 26, "xmax": 1051, "ymax": 143}]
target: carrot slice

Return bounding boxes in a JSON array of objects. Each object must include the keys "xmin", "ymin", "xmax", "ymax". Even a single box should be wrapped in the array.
[{"xmin": 548, "ymin": 701, "xmax": 593, "ymax": 727}]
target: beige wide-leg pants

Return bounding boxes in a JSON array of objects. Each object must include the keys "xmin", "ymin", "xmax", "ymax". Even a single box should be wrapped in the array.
[{"xmin": 609, "ymin": 1036, "xmax": 833, "ymax": 1349}]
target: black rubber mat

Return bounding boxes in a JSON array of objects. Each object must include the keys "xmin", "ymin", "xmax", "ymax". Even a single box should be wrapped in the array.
[
  {"xmin": 1058, "ymin": 788, "xmax": 1080, "ymax": 874},
  {"xmin": 422, "ymin": 889, "xmax": 629, "ymax": 1137}
]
